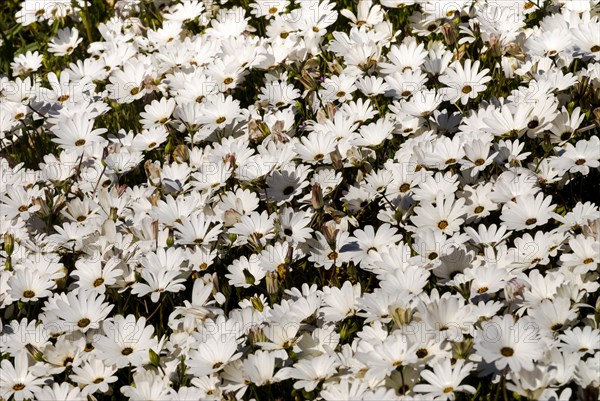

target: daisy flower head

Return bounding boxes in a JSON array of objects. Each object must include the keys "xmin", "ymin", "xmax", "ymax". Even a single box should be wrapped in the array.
[
  {"xmin": 413, "ymin": 358, "xmax": 476, "ymax": 400},
  {"xmin": 410, "ymin": 193, "xmax": 468, "ymax": 235},
  {"xmin": 475, "ymin": 315, "xmax": 544, "ymax": 372},
  {"xmin": 551, "ymin": 136, "xmax": 600, "ymax": 176},
  {"xmin": 50, "ymin": 113, "xmax": 107, "ymax": 155},
  {"xmin": 250, "ymin": 0, "xmax": 290, "ymax": 19},
  {"xmin": 500, "ymin": 193, "xmax": 556, "ymax": 231},
  {"xmin": 11, "ymin": 51, "xmax": 43, "ymax": 76},
  {"xmin": 48, "ymin": 27, "xmax": 82, "ymax": 56},
  {"xmin": 439, "ymin": 59, "xmax": 492, "ymax": 105},
  {"xmin": 96, "ymin": 315, "xmax": 158, "ymax": 368}
]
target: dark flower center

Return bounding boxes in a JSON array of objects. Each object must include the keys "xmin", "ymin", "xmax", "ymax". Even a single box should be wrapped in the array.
[
  {"xmin": 500, "ymin": 347, "xmax": 514, "ymax": 356},
  {"xmin": 416, "ymin": 348, "xmax": 428, "ymax": 358}
]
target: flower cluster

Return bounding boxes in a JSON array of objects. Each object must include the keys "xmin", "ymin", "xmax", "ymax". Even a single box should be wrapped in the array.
[{"xmin": 1, "ymin": 0, "xmax": 599, "ymax": 400}]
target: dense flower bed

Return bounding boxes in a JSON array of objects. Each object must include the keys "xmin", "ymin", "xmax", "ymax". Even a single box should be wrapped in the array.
[{"xmin": 0, "ymin": 0, "xmax": 599, "ymax": 400}]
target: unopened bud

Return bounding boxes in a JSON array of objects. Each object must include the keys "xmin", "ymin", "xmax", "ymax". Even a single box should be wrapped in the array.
[
  {"xmin": 442, "ymin": 22, "xmax": 457, "ymax": 46},
  {"xmin": 322, "ymin": 222, "xmax": 338, "ymax": 247},
  {"xmin": 251, "ymin": 296, "xmax": 264, "ymax": 312},
  {"xmin": 488, "ymin": 34, "xmax": 502, "ymax": 57},
  {"xmin": 593, "ymin": 107, "xmax": 600, "ymax": 127},
  {"xmin": 248, "ymin": 120, "xmax": 263, "ymax": 143},
  {"xmin": 33, "ymin": 197, "xmax": 50, "ymax": 218},
  {"xmin": 173, "ymin": 145, "xmax": 189, "ymax": 163},
  {"xmin": 223, "ymin": 153, "xmax": 237, "ymax": 168},
  {"xmin": 248, "ymin": 326, "xmax": 267, "ymax": 346},
  {"xmin": 166, "ymin": 228, "xmax": 174, "ymax": 247},
  {"xmin": 311, "ymin": 183, "xmax": 324, "ymax": 210},
  {"xmin": 243, "ymin": 269, "xmax": 255, "ymax": 285},
  {"xmin": 266, "ymin": 271, "xmax": 279, "ymax": 295},
  {"xmin": 505, "ymin": 277, "xmax": 525, "ymax": 302},
  {"xmin": 452, "ymin": 338, "xmax": 474, "ymax": 360},
  {"xmin": 390, "ymin": 306, "xmax": 413, "ymax": 328},
  {"xmin": 147, "ymin": 191, "xmax": 160, "ymax": 207},
  {"xmin": 330, "ymin": 147, "xmax": 343, "ymax": 170},
  {"xmin": 25, "ymin": 343, "xmax": 46, "ymax": 362},
  {"xmin": 224, "ymin": 209, "xmax": 242, "ymax": 227},
  {"xmin": 149, "ymin": 349, "xmax": 160, "ymax": 367},
  {"xmin": 144, "ymin": 160, "xmax": 161, "ymax": 186},
  {"xmin": 4, "ymin": 233, "xmax": 14, "ymax": 256},
  {"xmin": 109, "ymin": 207, "xmax": 118, "ymax": 221},
  {"xmin": 256, "ymin": 121, "xmax": 271, "ymax": 138}
]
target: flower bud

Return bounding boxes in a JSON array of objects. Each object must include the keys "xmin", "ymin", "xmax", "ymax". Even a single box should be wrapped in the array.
[
  {"xmin": 25, "ymin": 343, "xmax": 46, "ymax": 363},
  {"xmin": 149, "ymin": 349, "xmax": 160, "ymax": 367},
  {"xmin": 173, "ymin": 145, "xmax": 189, "ymax": 163},
  {"xmin": 330, "ymin": 147, "xmax": 343, "ymax": 170},
  {"xmin": 144, "ymin": 160, "xmax": 161, "ymax": 186},
  {"xmin": 242, "ymin": 268, "xmax": 255, "ymax": 285},
  {"xmin": 248, "ymin": 326, "xmax": 267, "ymax": 346},
  {"xmin": 251, "ymin": 296, "xmax": 264, "ymax": 312},
  {"xmin": 109, "ymin": 207, "xmax": 118, "ymax": 222},
  {"xmin": 166, "ymin": 228, "xmax": 175, "ymax": 248},
  {"xmin": 594, "ymin": 107, "xmax": 600, "ymax": 127},
  {"xmin": 390, "ymin": 306, "xmax": 413, "ymax": 328},
  {"xmin": 311, "ymin": 183, "xmax": 324, "ymax": 210},
  {"xmin": 442, "ymin": 22, "xmax": 457, "ymax": 46},
  {"xmin": 265, "ymin": 272, "xmax": 279, "ymax": 296},
  {"xmin": 4, "ymin": 233, "xmax": 14, "ymax": 256},
  {"xmin": 505, "ymin": 277, "xmax": 525, "ymax": 302},
  {"xmin": 322, "ymin": 221, "xmax": 338, "ymax": 247}
]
